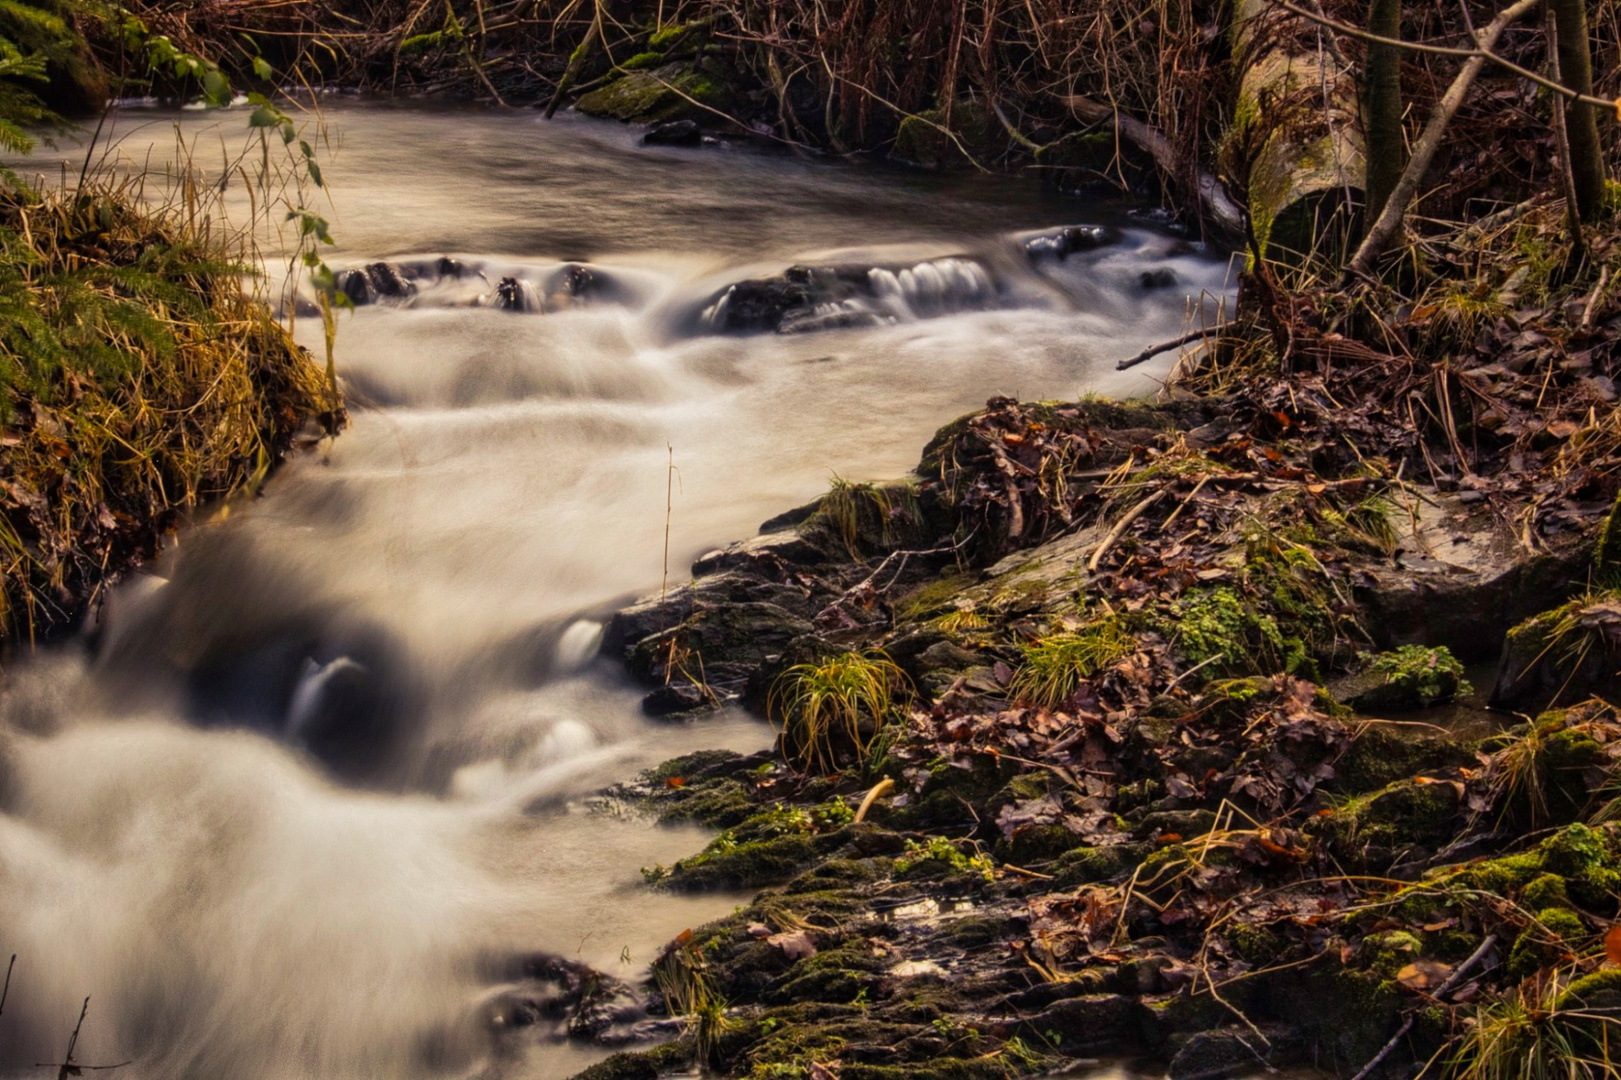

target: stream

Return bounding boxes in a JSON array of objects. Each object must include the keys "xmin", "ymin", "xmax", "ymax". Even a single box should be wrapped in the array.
[{"xmin": 0, "ymin": 101, "xmax": 1234, "ymax": 1080}]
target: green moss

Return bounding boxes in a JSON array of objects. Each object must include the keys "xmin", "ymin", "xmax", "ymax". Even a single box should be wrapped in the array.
[
  {"xmin": 619, "ymin": 51, "xmax": 666, "ymax": 71},
  {"xmin": 893, "ymin": 836, "xmax": 994, "ymax": 881},
  {"xmin": 1228, "ymin": 923, "xmax": 1286, "ymax": 966},
  {"xmin": 1049, "ymin": 843, "xmax": 1148, "ymax": 888},
  {"xmin": 575, "ymin": 68, "xmax": 730, "ymax": 124},
  {"xmin": 663, "ymin": 832, "xmax": 823, "ymax": 891},
  {"xmin": 1334, "ymin": 725, "xmax": 1477, "ymax": 793},
  {"xmin": 764, "ymin": 940, "xmax": 888, "ymax": 1005},
  {"xmin": 1560, "ymin": 968, "xmax": 1621, "ymax": 1008},
  {"xmin": 1359, "ymin": 930, "xmax": 1421, "ymax": 976},
  {"xmin": 1314, "ymin": 777, "xmax": 1462, "ymax": 869},
  {"xmin": 1507, "ymin": 907, "xmax": 1587, "ymax": 979},
  {"xmin": 993, "ymin": 823, "xmax": 1079, "ymax": 865},
  {"xmin": 894, "ymin": 573, "xmax": 978, "ymax": 622},
  {"xmin": 1352, "ymin": 646, "xmax": 1472, "ymax": 710},
  {"xmin": 1521, "ymin": 872, "xmax": 1571, "ymax": 911},
  {"xmin": 648, "ymin": 24, "xmax": 690, "ymax": 49}
]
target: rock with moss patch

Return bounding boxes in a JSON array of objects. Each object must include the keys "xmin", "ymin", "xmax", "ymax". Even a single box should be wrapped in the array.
[
  {"xmin": 1506, "ymin": 907, "xmax": 1587, "ymax": 979},
  {"xmin": 1339, "ymin": 645, "xmax": 1471, "ymax": 712},
  {"xmin": 576, "ymin": 64, "xmax": 733, "ymax": 125},
  {"xmin": 1492, "ymin": 594, "xmax": 1621, "ymax": 709}
]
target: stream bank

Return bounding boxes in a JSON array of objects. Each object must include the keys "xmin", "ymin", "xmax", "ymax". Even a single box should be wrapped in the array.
[{"xmin": 576, "ymin": 357, "xmax": 1621, "ymax": 1078}]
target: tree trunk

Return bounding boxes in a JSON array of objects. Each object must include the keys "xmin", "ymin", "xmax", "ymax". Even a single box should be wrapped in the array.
[
  {"xmin": 1550, "ymin": 0, "xmax": 1605, "ymax": 222},
  {"xmin": 1228, "ymin": 0, "xmax": 1365, "ymax": 261},
  {"xmin": 1363, "ymin": 0, "xmax": 1405, "ymax": 226}
]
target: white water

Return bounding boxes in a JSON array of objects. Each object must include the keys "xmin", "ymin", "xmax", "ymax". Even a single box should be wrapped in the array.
[{"xmin": 0, "ymin": 102, "xmax": 1235, "ymax": 1079}]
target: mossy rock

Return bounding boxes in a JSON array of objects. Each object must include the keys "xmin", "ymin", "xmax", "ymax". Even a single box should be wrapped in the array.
[
  {"xmin": 1033, "ymin": 131, "xmax": 1120, "ymax": 178},
  {"xmin": 1492, "ymin": 595, "xmax": 1621, "ymax": 709},
  {"xmin": 890, "ymin": 103, "xmax": 1001, "ymax": 169},
  {"xmin": 763, "ymin": 940, "xmax": 890, "ymax": 1005},
  {"xmin": 576, "ymin": 64, "xmax": 733, "ymax": 124},
  {"xmin": 1313, "ymin": 776, "xmax": 1462, "ymax": 870},
  {"xmin": 1333, "ymin": 724, "xmax": 1477, "ymax": 794},
  {"xmin": 1050, "ymin": 843, "xmax": 1149, "ymax": 888},
  {"xmin": 993, "ymin": 823, "xmax": 1081, "ymax": 865},
  {"xmin": 1357, "ymin": 930, "xmax": 1422, "ymax": 977},
  {"xmin": 664, "ymin": 831, "xmax": 825, "ymax": 891},
  {"xmin": 1506, "ymin": 907, "xmax": 1587, "ymax": 979},
  {"xmin": 1520, "ymin": 872, "xmax": 1571, "ymax": 911},
  {"xmin": 571, "ymin": 1040, "xmax": 694, "ymax": 1079},
  {"xmin": 1341, "ymin": 646, "xmax": 1471, "ymax": 712},
  {"xmin": 1453, "ymin": 824, "xmax": 1621, "ymax": 911},
  {"xmin": 1260, "ymin": 965, "xmax": 1402, "ymax": 1071}
]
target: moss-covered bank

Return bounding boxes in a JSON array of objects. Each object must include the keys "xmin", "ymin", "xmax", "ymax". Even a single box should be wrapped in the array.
[
  {"xmin": 0, "ymin": 179, "xmax": 339, "ymax": 647},
  {"xmin": 573, "ymin": 381, "xmax": 1621, "ymax": 1079}
]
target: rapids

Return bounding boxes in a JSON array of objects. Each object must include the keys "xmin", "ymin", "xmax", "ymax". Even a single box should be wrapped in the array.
[{"xmin": 0, "ymin": 101, "xmax": 1234, "ymax": 1079}]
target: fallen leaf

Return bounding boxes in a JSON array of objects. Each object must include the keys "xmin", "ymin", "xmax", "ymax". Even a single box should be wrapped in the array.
[
  {"xmin": 1605, "ymin": 924, "xmax": 1621, "ymax": 967},
  {"xmin": 1397, "ymin": 960, "xmax": 1453, "ymax": 992},
  {"xmin": 767, "ymin": 930, "xmax": 817, "ymax": 960}
]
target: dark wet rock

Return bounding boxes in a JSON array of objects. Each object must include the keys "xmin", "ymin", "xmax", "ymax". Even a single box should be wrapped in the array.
[
  {"xmin": 640, "ymin": 681, "xmax": 710, "ymax": 717},
  {"xmin": 642, "ymin": 119, "xmax": 702, "ymax": 146},
  {"xmin": 1140, "ymin": 267, "xmax": 1179, "ymax": 289},
  {"xmin": 493, "ymin": 276, "xmax": 537, "ymax": 312},
  {"xmin": 1016, "ymin": 993, "xmax": 1138, "ymax": 1053},
  {"xmin": 336, "ymin": 261, "xmax": 418, "ymax": 306},
  {"xmin": 692, "ymin": 257, "xmax": 1001, "ymax": 336},
  {"xmin": 1353, "ymin": 495, "xmax": 1587, "ymax": 662},
  {"xmin": 1023, "ymin": 224, "xmax": 1122, "ymax": 262},
  {"xmin": 489, "ymin": 953, "xmax": 645, "ymax": 1045},
  {"xmin": 1167, "ymin": 1025, "xmax": 1306, "ymax": 1080}
]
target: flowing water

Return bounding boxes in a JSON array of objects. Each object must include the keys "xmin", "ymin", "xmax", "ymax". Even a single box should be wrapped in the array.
[{"xmin": 0, "ymin": 101, "xmax": 1235, "ymax": 1079}]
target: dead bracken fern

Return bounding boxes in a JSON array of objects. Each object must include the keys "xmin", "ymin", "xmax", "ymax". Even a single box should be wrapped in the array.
[{"xmin": 0, "ymin": 169, "xmax": 334, "ymax": 645}]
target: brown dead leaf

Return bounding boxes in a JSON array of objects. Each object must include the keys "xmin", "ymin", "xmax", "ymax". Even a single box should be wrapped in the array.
[
  {"xmin": 767, "ymin": 930, "xmax": 817, "ymax": 960},
  {"xmin": 1396, "ymin": 960, "xmax": 1453, "ymax": 992},
  {"xmin": 1605, "ymin": 925, "xmax": 1621, "ymax": 967}
]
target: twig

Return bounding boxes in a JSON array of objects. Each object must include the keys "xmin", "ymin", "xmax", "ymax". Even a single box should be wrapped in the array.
[
  {"xmin": 0, "ymin": 954, "xmax": 14, "ymax": 1018},
  {"xmin": 34, "ymin": 997, "xmax": 130, "ymax": 1079},
  {"xmin": 1345, "ymin": 0, "xmax": 1541, "ymax": 281},
  {"xmin": 1348, "ymin": 933, "xmax": 1499, "ymax": 1080},
  {"xmin": 1118, "ymin": 326, "xmax": 1221, "ymax": 372},
  {"xmin": 1271, "ymin": 0, "xmax": 1617, "ymax": 111},
  {"xmin": 1087, "ymin": 489, "xmax": 1166, "ymax": 573},
  {"xmin": 1545, "ymin": 8, "xmax": 1586, "ymax": 264}
]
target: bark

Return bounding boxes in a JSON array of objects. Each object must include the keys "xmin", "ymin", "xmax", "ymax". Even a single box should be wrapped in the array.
[
  {"xmin": 1363, "ymin": 0, "xmax": 1405, "ymax": 225},
  {"xmin": 1229, "ymin": 0, "xmax": 1365, "ymax": 260},
  {"xmin": 1550, "ymin": 0, "xmax": 1606, "ymax": 222}
]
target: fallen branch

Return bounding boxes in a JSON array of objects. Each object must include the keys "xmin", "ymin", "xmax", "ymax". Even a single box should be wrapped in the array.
[
  {"xmin": 853, "ymin": 777, "xmax": 895, "ymax": 823},
  {"xmin": 1087, "ymin": 490, "xmax": 1166, "ymax": 573},
  {"xmin": 1346, "ymin": 0, "xmax": 1541, "ymax": 281},
  {"xmin": 1065, "ymin": 95, "xmax": 1246, "ymax": 243},
  {"xmin": 1118, "ymin": 327, "xmax": 1221, "ymax": 371}
]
